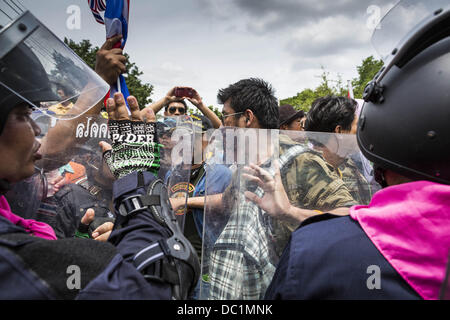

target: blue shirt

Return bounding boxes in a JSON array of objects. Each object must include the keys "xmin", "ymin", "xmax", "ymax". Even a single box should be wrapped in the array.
[{"xmin": 165, "ymin": 164, "xmax": 231, "ymax": 240}]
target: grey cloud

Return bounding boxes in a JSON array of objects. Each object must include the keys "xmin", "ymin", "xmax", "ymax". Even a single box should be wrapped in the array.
[
  {"xmin": 285, "ymin": 14, "xmax": 372, "ymax": 57},
  {"xmin": 200, "ymin": 0, "xmax": 395, "ymax": 34},
  {"xmin": 197, "ymin": 0, "xmax": 396, "ymax": 60}
]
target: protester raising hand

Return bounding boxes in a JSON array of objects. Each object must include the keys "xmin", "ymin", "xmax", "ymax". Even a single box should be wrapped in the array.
[
  {"xmin": 183, "ymin": 87, "xmax": 222, "ymax": 129},
  {"xmin": 243, "ymin": 161, "xmax": 296, "ymax": 223},
  {"xmin": 95, "ymin": 35, "xmax": 127, "ymax": 86},
  {"xmin": 103, "ymin": 93, "xmax": 162, "ymax": 179},
  {"xmin": 141, "ymin": 86, "xmax": 222, "ymax": 129},
  {"xmin": 140, "ymin": 86, "xmax": 184, "ymax": 119},
  {"xmin": 243, "ymin": 161, "xmax": 350, "ymax": 224}
]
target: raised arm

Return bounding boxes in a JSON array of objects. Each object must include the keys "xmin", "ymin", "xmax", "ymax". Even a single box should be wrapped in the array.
[
  {"xmin": 186, "ymin": 88, "xmax": 222, "ymax": 129},
  {"xmin": 140, "ymin": 86, "xmax": 181, "ymax": 117},
  {"xmin": 38, "ymin": 35, "xmax": 126, "ymax": 167}
]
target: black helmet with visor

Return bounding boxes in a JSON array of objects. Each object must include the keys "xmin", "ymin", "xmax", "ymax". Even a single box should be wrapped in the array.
[
  {"xmin": 0, "ymin": 1, "xmax": 109, "ymax": 134},
  {"xmin": 358, "ymin": 0, "xmax": 450, "ymax": 185}
]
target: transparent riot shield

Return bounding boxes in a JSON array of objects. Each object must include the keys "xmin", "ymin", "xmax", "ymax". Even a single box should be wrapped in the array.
[
  {"xmin": 5, "ymin": 112, "xmax": 193, "ymax": 238},
  {"xmin": 158, "ymin": 115, "xmax": 196, "ymax": 230},
  {"xmin": 5, "ymin": 113, "xmax": 115, "ymax": 230},
  {"xmin": 200, "ymin": 128, "xmax": 381, "ymax": 300},
  {"xmin": 371, "ymin": 0, "xmax": 450, "ymax": 62}
]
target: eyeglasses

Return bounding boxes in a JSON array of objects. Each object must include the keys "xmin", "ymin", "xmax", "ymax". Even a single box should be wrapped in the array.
[
  {"xmin": 221, "ymin": 111, "xmax": 244, "ymax": 123},
  {"xmin": 168, "ymin": 107, "xmax": 186, "ymax": 114}
]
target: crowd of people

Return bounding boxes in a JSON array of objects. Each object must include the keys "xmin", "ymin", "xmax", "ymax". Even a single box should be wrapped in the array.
[{"xmin": 0, "ymin": 0, "xmax": 449, "ymax": 301}]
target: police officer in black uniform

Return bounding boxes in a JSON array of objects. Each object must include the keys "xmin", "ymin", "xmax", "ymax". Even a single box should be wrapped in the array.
[{"xmin": 0, "ymin": 4, "xmax": 199, "ymax": 299}]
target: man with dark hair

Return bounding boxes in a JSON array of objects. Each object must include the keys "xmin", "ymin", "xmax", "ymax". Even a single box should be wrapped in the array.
[
  {"xmin": 305, "ymin": 96, "xmax": 357, "ymax": 134},
  {"xmin": 206, "ymin": 79, "xmax": 356, "ymax": 300},
  {"xmin": 279, "ymin": 104, "xmax": 305, "ymax": 131},
  {"xmin": 164, "ymin": 99, "xmax": 188, "ymax": 116},
  {"xmin": 48, "ymin": 86, "xmax": 74, "ymax": 115},
  {"xmin": 218, "ymin": 78, "xmax": 279, "ymax": 129},
  {"xmin": 142, "ymin": 86, "xmax": 222, "ymax": 129},
  {"xmin": 139, "ymin": 87, "xmax": 187, "ymax": 117},
  {"xmin": 304, "ymin": 96, "xmax": 373, "ymax": 204},
  {"xmin": 265, "ymin": 1, "xmax": 450, "ymax": 300}
]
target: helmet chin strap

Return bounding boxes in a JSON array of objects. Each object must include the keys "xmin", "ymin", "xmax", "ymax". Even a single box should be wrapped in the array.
[
  {"xmin": 0, "ymin": 179, "xmax": 11, "ymax": 195},
  {"xmin": 373, "ymin": 165, "xmax": 388, "ymax": 189}
]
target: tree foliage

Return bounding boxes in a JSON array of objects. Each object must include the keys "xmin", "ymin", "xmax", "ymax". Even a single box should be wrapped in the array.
[
  {"xmin": 207, "ymin": 105, "xmax": 222, "ymax": 118},
  {"xmin": 186, "ymin": 105, "xmax": 222, "ymax": 123},
  {"xmin": 351, "ymin": 56, "xmax": 384, "ymax": 99},
  {"xmin": 280, "ymin": 56, "xmax": 383, "ymax": 112},
  {"xmin": 64, "ymin": 38, "xmax": 154, "ymax": 108}
]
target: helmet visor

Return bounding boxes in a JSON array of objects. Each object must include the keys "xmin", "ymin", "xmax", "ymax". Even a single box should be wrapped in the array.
[
  {"xmin": 0, "ymin": 9, "xmax": 109, "ymax": 120},
  {"xmin": 371, "ymin": 0, "xmax": 450, "ymax": 61}
]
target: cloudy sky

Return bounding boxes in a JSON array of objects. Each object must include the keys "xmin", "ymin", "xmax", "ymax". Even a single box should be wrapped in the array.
[{"xmin": 19, "ymin": 0, "xmax": 397, "ymax": 108}]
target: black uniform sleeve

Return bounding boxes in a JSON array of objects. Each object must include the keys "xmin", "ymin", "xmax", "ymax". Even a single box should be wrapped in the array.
[
  {"xmin": 78, "ymin": 171, "xmax": 173, "ymax": 299},
  {"xmin": 0, "ymin": 232, "xmax": 117, "ymax": 299},
  {"xmin": 2, "ymin": 171, "xmax": 175, "ymax": 299}
]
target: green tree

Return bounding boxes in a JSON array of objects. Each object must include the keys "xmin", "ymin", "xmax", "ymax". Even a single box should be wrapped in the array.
[
  {"xmin": 280, "ymin": 56, "xmax": 384, "ymax": 111},
  {"xmin": 187, "ymin": 105, "xmax": 222, "ymax": 119},
  {"xmin": 314, "ymin": 68, "xmax": 348, "ymax": 97},
  {"xmin": 280, "ymin": 68, "xmax": 345, "ymax": 112},
  {"xmin": 207, "ymin": 105, "xmax": 222, "ymax": 119},
  {"xmin": 351, "ymin": 55, "xmax": 384, "ymax": 99},
  {"xmin": 64, "ymin": 38, "xmax": 154, "ymax": 108},
  {"xmin": 280, "ymin": 88, "xmax": 315, "ymax": 111}
]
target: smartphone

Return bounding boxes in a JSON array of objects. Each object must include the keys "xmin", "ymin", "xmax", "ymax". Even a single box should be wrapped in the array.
[{"xmin": 174, "ymin": 87, "xmax": 195, "ymax": 98}]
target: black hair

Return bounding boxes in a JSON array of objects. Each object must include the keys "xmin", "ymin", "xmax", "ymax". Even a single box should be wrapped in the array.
[
  {"xmin": 164, "ymin": 99, "xmax": 188, "ymax": 112},
  {"xmin": 217, "ymin": 78, "xmax": 279, "ymax": 129},
  {"xmin": 305, "ymin": 96, "xmax": 357, "ymax": 133},
  {"xmin": 56, "ymin": 84, "xmax": 75, "ymax": 98}
]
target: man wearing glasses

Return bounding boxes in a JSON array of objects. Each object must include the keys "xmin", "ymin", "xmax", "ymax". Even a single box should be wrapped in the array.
[
  {"xmin": 207, "ymin": 78, "xmax": 355, "ymax": 300},
  {"xmin": 142, "ymin": 87, "xmax": 221, "ymax": 129},
  {"xmin": 165, "ymin": 100, "xmax": 188, "ymax": 116}
]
